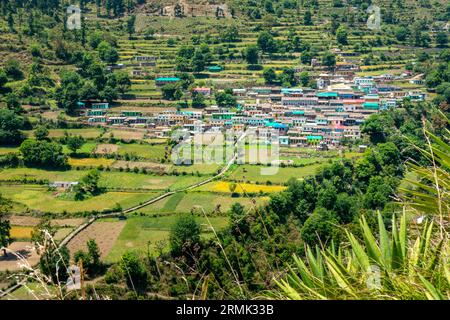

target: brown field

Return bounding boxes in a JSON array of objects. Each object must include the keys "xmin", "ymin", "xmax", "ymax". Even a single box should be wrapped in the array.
[
  {"xmin": 9, "ymin": 216, "xmax": 86, "ymax": 228},
  {"xmin": 41, "ymin": 111, "xmax": 61, "ymax": 121},
  {"xmin": 95, "ymin": 144, "xmax": 119, "ymax": 154},
  {"xmin": 108, "ymin": 129, "xmax": 145, "ymax": 141},
  {"xmin": 66, "ymin": 221, "xmax": 125, "ymax": 259},
  {"xmin": 0, "ymin": 242, "xmax": 39, "ymax": 272}
]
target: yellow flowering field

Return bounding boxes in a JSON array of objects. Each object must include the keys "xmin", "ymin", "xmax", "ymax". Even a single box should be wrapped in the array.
[
  {"xmin": 68, "ymin": 158, "xmax": 115, "ymax": 167},
  {"xmin": 10, "ymin": 226, "xmax": 34, "ymax": 239},
  {"xmin": 208, "ymin": 181, "xmax": 286, "ymax": 194}
]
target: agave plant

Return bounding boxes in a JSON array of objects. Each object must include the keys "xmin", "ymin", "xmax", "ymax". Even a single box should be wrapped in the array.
[
  {"xmin": 400, "ymin": 115, "xmax": 450, "ymax": 231},
  {"xmin": 272, "ymin": 212, "xmax": 449, "ymax": 300}
]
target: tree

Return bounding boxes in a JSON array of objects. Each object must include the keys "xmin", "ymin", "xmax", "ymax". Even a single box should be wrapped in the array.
[
  {"xmin": 88, "ymin": 31, "xmax": 104, "ymax": 49},
  {"xmin": 220, "ymin": 25, "xmax": 239, "ymax": 42},
  {"xmin": 55, "ymin": 71, "xmax": 83, "ymax": 114},
  {"xmin": 5, "ymin": 93, "xmax": 22, "ymax": 114},
  {"xmin": 74, "ymin": 169, "xmax": 102, "ymax": 200},
  {"xmin": 243, "ymin": 45, "xmax": 259, "ymax": 65},
  {"xmin": 229, "ymin": 202, "xmax": 249, "ymax": 235},
  {"xmin": 257, "ymin": 31, "xmax": 277, "ymax": 53},
  {"xmin": 336, "ymin": 26, "xmax": 348, "ymax": 45},
  {"xmin": 120, "ymin": 251, "xmax": 147, "ymax": 289},
  {"xmin": 322, "ymin": 51, "xmax": 336, "ymax": 69},
  {"xmin": 7, "ymin": 13, "xmax": 14, "ymax": 32},
  {"xmin": 101, "ymin": 85, "xmax": 118, "ymax": 103},
  {"xmin": 264, "ymin": 0, "xmax": 274, "ymax": 13},
  {"xmin": 361, "ymin": 113, "xmax": 394, "ymax": 144},
  {"xmin": 0, "ymin": 108, "xmax": 26, "ymax": 145},
  {"xmin": 263, "ymin": 68, "xmax": 278, "ymax": 84},
  {"xmin": 395, "ymin": 26, "xmax": 408, "ymax": 41},
  {"xmin": 116, "ymin": 72, "xmax": 131, "ymax": 96},
  {"xmin": 363, "ymin": 176, "xmax": 392, "ymax": 209},
  {"xmin": 162, "ymin": 84, "xmax": 183, "ymax": 100},
  {"xmin": 4, "ymin": 59, "xmax": 23, "ymax": 80},
  {"xmin": 191, "ymin": 92, "xmax": 206, "ymax": 108},
  {"xmin": 0, "ymin": 69, "xmax": 7, "ymax": 88},
  {"xmin": 79, "ymin": 81, "xmax": 99, "ymax": 100},
  {"xmin": 127, "ymin": 15, "xmax": 136, "ymax": 39},
  {"xmin": 143, "ymin": 27, "xmax": 155, "ymax": 40},
  {"xmin": 191, "ymin": 49, "xmax": 206, "ymax": 73},
  {"xmin": 74, "ymin": 238, "xmax": 102, "ymax": 274},
  {"xmin": 34, "ymin": 125, "xmax": 49, "ymax": 141},
  {"xmin": 87, "ymin": 239, "xmax": 101, "ymax": 269},
  {"xmin": 97, "ymin": 41, "xmax": 119, "ymax": 64},
  {"xmin": 299, "ymin": 71, "xmax": 310, "ymax": 87},
  {"xmin": 215, "ymin": 91, "xmax": 237, "ymax": 108},
  {"xmin": 169, "ymin": 214, "xmax": 201, "ymax": 256},
  {"xmin": 19, "ymin": 139, "xmax": 67, "ymax": 168},
  {"xmin": 177, "ymin": 72, "xmax": 195, "ymax": 90},
  {"xmin": 304, "ymin": 10, "xmax": 313, "ymax": 26},
  {"xmin": 300, "ymin": 208, "xmax": 339, "ymax": 246},
  {"xmin": 66, "ymin": 135, "xmax": 85, "ymax": 154},
  {"xmin": 0, "ymin": 194, "xmax": 12, "ymax": 256},
  {"xmin": 436, "ymin": 32, "xmax": 448, "ymax": 47},
  {"xmin": 279, "ymin": 67, "xmax": 298, "ymax": 87}
]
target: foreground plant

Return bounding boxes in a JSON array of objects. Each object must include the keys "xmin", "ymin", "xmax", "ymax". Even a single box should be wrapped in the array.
[
  {"xmin": 400, "ymin": 114, "xmax": 450, "ymax": 233},
  {"xmin": 272, "ymin": 212, "xmax": 449, "ymax": 300}
]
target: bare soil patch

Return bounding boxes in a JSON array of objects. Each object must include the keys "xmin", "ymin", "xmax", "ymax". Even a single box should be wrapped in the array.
[
  {"xmin": 95, "ymin": 144, "xmax": 119, "ymax": 154},
  {"xmin": 0, "ymin": 242, "xmax": 39, "ymax": 272},
  {"xmin": 66, "ymin": 221, "xmax": 125, "ymax": 259}
]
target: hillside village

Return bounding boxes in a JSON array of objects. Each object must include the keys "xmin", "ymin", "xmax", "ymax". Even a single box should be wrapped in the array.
[
  {"xmin": 0, "ymin": 0, "xmax": 449, "ymax": 301},
  {"xmin": 83, "ymin": 55, "xmax": 427, "ymax": 149}
]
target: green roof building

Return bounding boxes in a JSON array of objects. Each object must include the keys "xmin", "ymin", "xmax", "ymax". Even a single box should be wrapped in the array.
[
  {"xmin": 306, "ymin": 135, "xmax": 323, "ymax": 141},
  {"xmin": 208, "ymin": 66, "xmax": 223, "ymax": 72},
  {"xmin": 363, "ymin": 102, "xmax": 379, "ymax": 110},
  {"xmin": 317, "ymin": 92, "xmax": 338, "ymax": 99}
]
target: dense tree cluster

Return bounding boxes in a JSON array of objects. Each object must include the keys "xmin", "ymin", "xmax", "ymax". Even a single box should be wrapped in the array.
[
  {"xmin": 19, "ymin": 139, "xmax": 67, "ymax": 168},
  {"xmin": 55, "ymin": 52, "xmax": 130, "ymax": 114},
  {"xmin": 424, "ymin": 50, "xmax": 450, "ymax": 105}
]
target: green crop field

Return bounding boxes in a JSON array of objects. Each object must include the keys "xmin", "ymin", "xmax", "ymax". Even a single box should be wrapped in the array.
[
  {"xmin": 0, "ymin": 184, "xmax": 156, "ymax": 214},
  {"xmin": 116, "ymin": 143, "xmax": 169, "ymax": 161},
  {"xmin": 132, "ymin": 191, "xmax": 268, "ymax": 215},
  {"xmin": 105, "ymin": 214, "xmax": 229, "ymax": 262},
  {"xmin": 227, "ymin": 163, "xmax": 323, "ymax": 184}
]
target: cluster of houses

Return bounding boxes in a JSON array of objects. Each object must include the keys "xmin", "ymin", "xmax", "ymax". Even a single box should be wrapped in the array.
[{"xmin": 81, "ymin": 68, "xmax": 427, "ymax": 148}]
